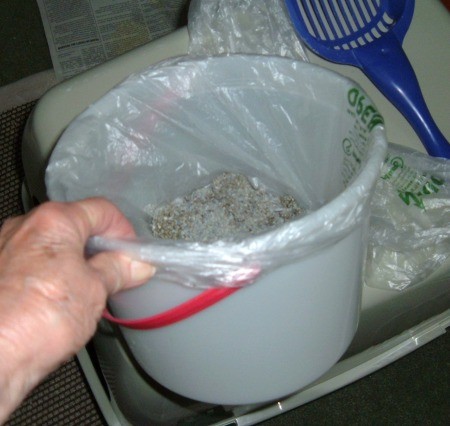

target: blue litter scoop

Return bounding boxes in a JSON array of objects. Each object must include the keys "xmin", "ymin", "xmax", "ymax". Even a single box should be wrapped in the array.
[{"xmin": 284, "ymin": 0, "xmax": 450, "ymax": 159}]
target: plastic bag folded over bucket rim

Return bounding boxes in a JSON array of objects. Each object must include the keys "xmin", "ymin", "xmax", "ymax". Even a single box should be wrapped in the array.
[
  {"xmin": 46, "ymin": 54, "xmax": 388, "ymax": 290},
  {"xmin": 88, "ymin": 133, "xmax": 386, "ymax": 288}
]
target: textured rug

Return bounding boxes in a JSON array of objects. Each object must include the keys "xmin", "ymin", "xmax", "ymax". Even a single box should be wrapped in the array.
[{"xmin": 0, "ymin": 98, "xmax": 106, "ymax": 425}]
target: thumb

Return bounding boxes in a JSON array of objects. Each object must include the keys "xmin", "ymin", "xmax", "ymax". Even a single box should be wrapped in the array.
[{"xmin": 89, "ymin": 252, "xmax": 155, "ymax": 295}]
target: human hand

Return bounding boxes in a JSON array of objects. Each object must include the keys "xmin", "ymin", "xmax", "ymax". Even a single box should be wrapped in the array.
[{"xmin": 0, "ymin": 198, "xmax": 154, "ymax": 423}]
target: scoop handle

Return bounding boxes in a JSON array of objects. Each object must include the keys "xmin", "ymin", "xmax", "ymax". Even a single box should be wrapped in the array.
[{"xmin": 355, "ymin": 32, "xmax": 450, "ymax": 159}]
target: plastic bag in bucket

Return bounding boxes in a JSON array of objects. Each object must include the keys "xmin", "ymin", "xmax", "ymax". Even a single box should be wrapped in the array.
[{"xmin": 46, "ymin": 55, "xmax": 387, "ymax": 404}]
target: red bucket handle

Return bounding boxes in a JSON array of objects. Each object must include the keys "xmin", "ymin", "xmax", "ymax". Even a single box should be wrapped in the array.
[
  {"xmin": 103, "ymin": 287, "xmax": 240, "ymax": 330},
  {"xmin": 103, "ymin": 266, "xmax": 260, "ymax": 329}
]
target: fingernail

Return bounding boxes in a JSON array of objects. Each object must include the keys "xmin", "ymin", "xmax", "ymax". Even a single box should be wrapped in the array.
[{"xmin": 130, "ymin": 261, "xmax": 155, "ymax": 283}]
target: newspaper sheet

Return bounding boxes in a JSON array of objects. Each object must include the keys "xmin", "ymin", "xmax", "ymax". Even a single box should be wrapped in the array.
[{"xmin": 37, "ymin": 0, "xmax": 189, "ymax": 80}]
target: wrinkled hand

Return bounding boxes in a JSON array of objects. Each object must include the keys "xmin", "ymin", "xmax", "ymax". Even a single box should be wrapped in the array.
[{"xmin": 0, "ymin": 198, "xmax": 154, "ymax": 423}]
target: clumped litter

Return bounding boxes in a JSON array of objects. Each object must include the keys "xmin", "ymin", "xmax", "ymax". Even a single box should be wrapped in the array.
[{"xmin": 147, "ymin": 172, "xmax": 304, "ymax": 243}]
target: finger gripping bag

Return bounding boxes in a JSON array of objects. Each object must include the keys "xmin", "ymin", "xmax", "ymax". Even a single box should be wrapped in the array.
[{"xmin": 45, "ymin": 55, "xmax": 387, "ymax": 404}]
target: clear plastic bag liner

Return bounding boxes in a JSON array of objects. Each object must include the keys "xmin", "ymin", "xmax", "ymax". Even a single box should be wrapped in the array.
[
  {"xmin": 187, "ymin": 0, "xmax": 308, "ymax": 61},
  {"xmin": 46, "ymin": 55, "xmax": 387, "ymax": 288},
  {"xmin": 365, "ymin": 143, "xmax": 450, "ymax": 291}
]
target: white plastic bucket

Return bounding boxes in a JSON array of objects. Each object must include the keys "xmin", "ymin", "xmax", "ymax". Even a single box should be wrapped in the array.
[{"xmin": 46, "ymin": 55, "xmax": 387, "ymax": 404}]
